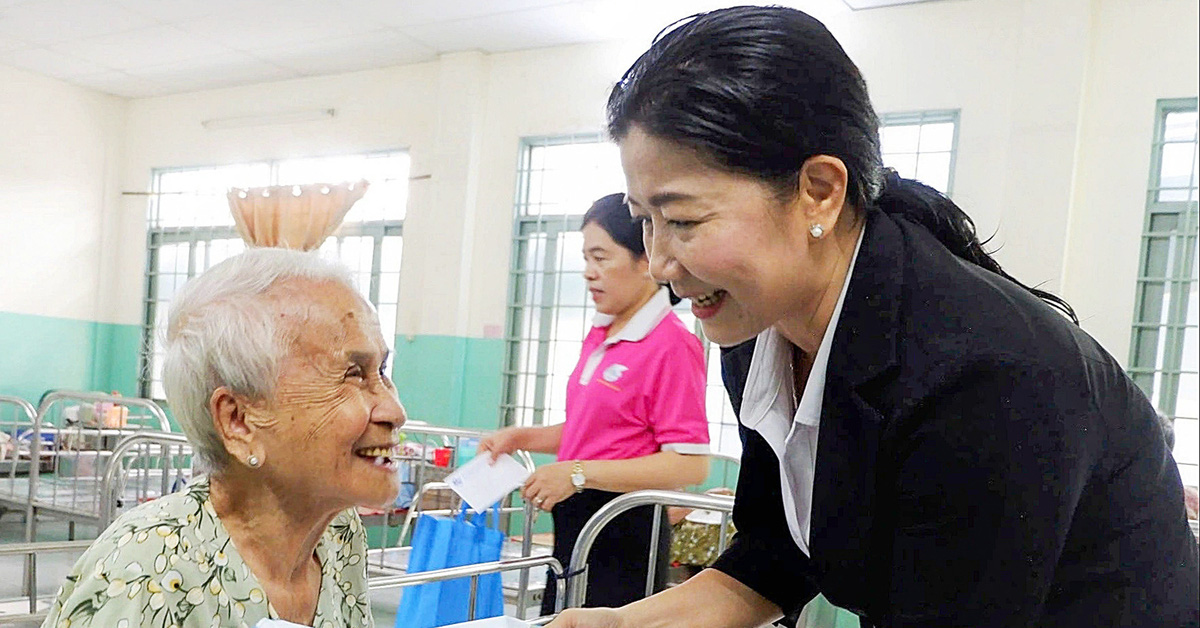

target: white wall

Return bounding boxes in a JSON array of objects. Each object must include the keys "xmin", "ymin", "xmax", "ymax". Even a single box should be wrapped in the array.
[
  {"xmin": 0, "ymin": 63, "xmax": 125, "ymax": 322},
  {"xmin": 830, "ymin": 0, "xmax": 1094, "ymax": 296},
  {"xmin": 88, "ymin": 0, "xmax": 1200, "ymax": 366},
  {"xmin": 1062, "ymin": 0, "xmax": 1200, "ymax": 364}
]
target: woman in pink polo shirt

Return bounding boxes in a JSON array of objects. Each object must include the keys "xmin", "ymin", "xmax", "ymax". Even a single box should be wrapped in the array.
[{"xmin": 480, "ymin": 193, "xmax": 711, "ymax": 615}]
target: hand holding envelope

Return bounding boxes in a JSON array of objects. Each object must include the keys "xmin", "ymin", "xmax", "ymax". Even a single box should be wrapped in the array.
[{"xmin": 445, "ymin": 453, "xmax": 532, "ymax": 512}]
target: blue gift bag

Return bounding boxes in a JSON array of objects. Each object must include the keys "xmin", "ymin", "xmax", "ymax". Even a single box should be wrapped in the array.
[
  {"xmin": 395, "ymin": 513, "xmax": 455, "ymax": 627},
  {"xmin": 473, "ymin": 505, "xmax": 505, "ymax": 618},
  {"xmin": 396, "ymin": 505, "xmax": 506, "ymax": 628}
]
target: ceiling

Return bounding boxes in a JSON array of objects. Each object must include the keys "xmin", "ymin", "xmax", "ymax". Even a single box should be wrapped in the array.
[{"xmin": 0, "ymin": 0, "xmax": 933, "ymax": 99}]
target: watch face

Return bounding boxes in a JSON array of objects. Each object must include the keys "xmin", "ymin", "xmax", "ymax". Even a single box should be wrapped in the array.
[{"xmin": 571, "ymin": 473, "xmax": 585, "ymax": 487}]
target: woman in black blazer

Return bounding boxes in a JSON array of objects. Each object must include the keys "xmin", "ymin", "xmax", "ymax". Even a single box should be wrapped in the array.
[{"xmin": 549, "ymin": 5, "xmax": 1198, "ymax": 628}]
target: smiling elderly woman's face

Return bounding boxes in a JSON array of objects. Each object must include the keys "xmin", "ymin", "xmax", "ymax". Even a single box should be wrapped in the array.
[{"xmin": 247, "ymin": 278, "xmax": 406, "ymax": 510}]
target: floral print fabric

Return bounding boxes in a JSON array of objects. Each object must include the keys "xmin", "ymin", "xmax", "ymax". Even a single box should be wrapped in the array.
[{"xmin": 42, "ymin": 476, "xmax": 373, "ymax": 628}]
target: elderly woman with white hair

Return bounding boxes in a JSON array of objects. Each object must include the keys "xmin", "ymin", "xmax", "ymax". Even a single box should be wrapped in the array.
[{"xmin": 43, "ymin": 248, "xmax": 406, "ymax": 628}]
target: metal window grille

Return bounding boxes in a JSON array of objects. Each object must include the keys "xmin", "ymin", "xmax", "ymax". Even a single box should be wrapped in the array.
[
  {"xmin": 1129, "ymin": 98, "xmax": 1199, "ymax": 488},
  {"xmin": 139, "ymin": 151, "xmax": 410, "ymax": 400},
  {"xmin": 500, "ymin": 135, "xmax": 742, "ymax": 457},
  {"xmin": 880, "ymin": 109, "xmax": 960, "ymax": 195}
]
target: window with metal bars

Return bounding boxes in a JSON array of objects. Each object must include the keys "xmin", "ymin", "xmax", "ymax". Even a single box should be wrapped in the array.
[
  {"xmin": 1129, "ymin": 98, "xmax": 1199, "ymax": 488},
  {"xmin": 880, "ymin": 109, "xmax": 960, "ymax": 195},
  {"xmin": 139, "ymin": 151, "xmax": 410, "ymax": 400},
  {"xmin": 500, "ymin": 135, "xmax": 742, "ymax": 457}
]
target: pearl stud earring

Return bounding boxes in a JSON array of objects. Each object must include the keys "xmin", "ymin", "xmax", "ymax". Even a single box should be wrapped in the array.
[
  {"xmin": 247, "ymin": 455, "xmax": 261, "ymax": 468},
  {"xmin": 809, "ymin": 224, "xmax": 825, "ymax": 238}
]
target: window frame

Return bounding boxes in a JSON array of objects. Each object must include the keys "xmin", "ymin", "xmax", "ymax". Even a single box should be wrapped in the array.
[
  {"xmin": 1128, "ymin": 97, "xmax": 1199, "ymax": 486},
  {"xmin": 878, "ymin": 109, "xmax": 961, "ymax": 196},
  {"xmin": 138, "ymin": 150, "xmax": 408, "ymax": 400}
]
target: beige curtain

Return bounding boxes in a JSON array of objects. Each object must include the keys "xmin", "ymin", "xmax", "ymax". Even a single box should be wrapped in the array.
[{"xmin": 227, "ymin": 180, "xmax": 369, "ymax": 251}]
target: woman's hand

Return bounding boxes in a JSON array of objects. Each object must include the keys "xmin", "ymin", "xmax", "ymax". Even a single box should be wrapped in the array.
[
  {"xmin": 522, "ymin": 461, "xmax": 576, "ymax": 511},
  {"xmin": 545, "ymin": 607, "xmax": 625, "ymax": 628},
  {"xmin": 477, "ymin": 427, "xmax": 525, "ymax": 461}
]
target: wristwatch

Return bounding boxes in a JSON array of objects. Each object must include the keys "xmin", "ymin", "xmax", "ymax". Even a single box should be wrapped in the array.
[{"xmin": 570, "ymin": 460, "xmax": 586, "ymax": 493}]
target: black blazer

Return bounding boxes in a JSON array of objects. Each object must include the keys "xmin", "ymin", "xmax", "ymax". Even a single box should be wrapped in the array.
[{"xmin": 711, "ymin": 211, "xmax": 1199, "ymax": 627}]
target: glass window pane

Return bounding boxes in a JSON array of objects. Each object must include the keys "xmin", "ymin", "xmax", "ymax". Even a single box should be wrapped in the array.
[
  {"xmin": 276, "ymin": 152, "xmax": 409, "ymax": 223},
  {"xmin": 919, "ymin": 122, "xmax": 956, "ymax": 153},
  {"xmin": 1132, "ymin": 372, "xmax": 1155, "ymax": 398},
  {"xmin": 880, "ymin": 124, "xmax": 920, "ymax": 154},
  {"xmin": 379, "ymin": 273, "xmax": 400, "ymax": 307},
  {"xmin": 524, "ymin": 142, "xmax": 624, "ymax": 216},
  {"xmin": 1137, "ymin": 281, "xmax": 1169, "ymax": 327},
  {"xmin": 377, "ymin": 304, "xmax": 398, "ymax": 373},
  {"xmin": 1164, "ymin": 111, "xmax": 1199, "ymax": 142},
  {"xmin": 915, "ymin": 152, "xmax": 952, "ymax": 194},
  {"xmin": 1141, "ymin": 237, "xmax": 1172, "ymax": 278},
  {"xmin": 1175, "ymin": 420, "xmax": 1198, "ymax": 471},
  {"xmin": 1159, "ymin": 143, "xmax": 1196, "ymax": 190},
  {"xmin": 883, "ymin": 153, "xmax": 917, "ymax": 180},
  {"xmin": 1178, "ymin": 374, "xmax": 1198, "ymax": 424},
  {"xmin": 1149, "ymin": 212, "xmax": 1180, "ymax": 233},
  {"xmin": 1134, "ymin": 327, "xmax": 1162, "ymax": 368},
  {"xmin": 155, "ymin": 163, "xmax": 269, "ymax": 228},
  {"xmin": 1158, "ymin": 189, "xmax": 1191, "ymax": 202},
  {"xmin": 380, "ymin": 235, "xmax": 404, "ymax": 273},
  {"xmin": 1182, "ymin": 327, "xmax": 1198, "ymax": 374},
  {"xmin": 205, "ymin": 238, "xmax": 244, "ymax": 271}
]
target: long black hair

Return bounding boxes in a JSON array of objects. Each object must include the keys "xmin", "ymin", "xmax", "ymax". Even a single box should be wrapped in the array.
[
  {"xmin": 606, "ymin": 5, "xmax": 1077, "ymax": 323},
  {"xmin": 583, "ymin": 193, "xmax": 681, "ymax": 305}
]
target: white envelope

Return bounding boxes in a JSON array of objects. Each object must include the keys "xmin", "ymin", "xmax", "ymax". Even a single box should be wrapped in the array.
[
  {"xmin": 444, "ymin": 453, "xmax": 531, "ymax": 513},
  {"xmin": 441, "ymin": 617, "xmax": 535, "ymax": 627}
]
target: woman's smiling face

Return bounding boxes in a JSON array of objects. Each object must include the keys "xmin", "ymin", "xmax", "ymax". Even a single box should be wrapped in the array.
[
  {"xmin": 620, "ymin": 126, "xmax": 822, "ymax": 347},
  {"xmin": 248, "ymin": 279, "xmax": 407, "ymax": 511}
]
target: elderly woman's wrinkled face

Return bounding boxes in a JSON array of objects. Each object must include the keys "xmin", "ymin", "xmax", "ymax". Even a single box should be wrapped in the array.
[{"xmin": 252, "ymin": 279, "xmax": 406, "ymax": 510}]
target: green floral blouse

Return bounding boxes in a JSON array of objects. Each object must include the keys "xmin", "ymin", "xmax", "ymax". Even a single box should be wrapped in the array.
[{"xmin": 42, "ymin": 476, "xmax": 374, "ymax": 628}]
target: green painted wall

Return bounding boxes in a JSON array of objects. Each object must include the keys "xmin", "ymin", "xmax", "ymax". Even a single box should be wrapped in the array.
[
  {"xmin": 391, "ymin": 334, "xmax": 505, "ymax": 431},
  {"xmin": 0, "ymin": 311, "xmax": 140, "ymax": 408}
]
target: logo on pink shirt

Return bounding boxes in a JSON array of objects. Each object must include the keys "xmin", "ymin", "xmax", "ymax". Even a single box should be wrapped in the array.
[{"xmin": 602, "ymin": 364, "xmax": 628, "ymax": 383}]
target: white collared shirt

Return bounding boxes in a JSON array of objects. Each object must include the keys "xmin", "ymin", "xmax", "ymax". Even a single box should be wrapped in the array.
[{"xmin": 738, "ymin": 230, "xmax": 865, "ymax": 556}]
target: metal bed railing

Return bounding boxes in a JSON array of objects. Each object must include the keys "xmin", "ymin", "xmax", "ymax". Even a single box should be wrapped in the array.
[
  {"xmin": 98, "ymin": 431, "xmax": 193, "ymax": 528},
  {"xmin": 26, "ymin": 392, "xmax": 171, "ymax": 543},
  {"xmin": 564, "ymin": 489, "xmax": 736, "ymax": 609},
  {"xmin": 0, "ymin": 539, "xmax": 92, "ymax": 625},
  {"xmin": 0, "ymin": 396, "xmax": 38, "ymax": 524},
  {"xmin": 0, "ymin": 542, "xmax": 562, "ymax": 626}
]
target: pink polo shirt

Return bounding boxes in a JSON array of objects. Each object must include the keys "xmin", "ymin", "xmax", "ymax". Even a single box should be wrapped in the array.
[{"xmin": 557, "ymin": 288, "xmax": 710, "ymax": 462}]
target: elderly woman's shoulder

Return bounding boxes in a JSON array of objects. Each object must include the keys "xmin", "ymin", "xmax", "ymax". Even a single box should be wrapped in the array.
[
  {"xmin": 99, "ymin": 476, "xmax": 216, "ymax": 546},
  {"xmin": 43, "ymin": 477, "xmax": 247, "ymax": 627},
  {"xmin": 62, "ymin": 476, "xmax": 224, "ymax": 588}
]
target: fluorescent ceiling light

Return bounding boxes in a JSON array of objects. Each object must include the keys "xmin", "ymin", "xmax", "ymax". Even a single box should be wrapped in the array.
[
  {"xmin": 842, "ymin": 0, "xmax": 946, "ymax": 9},
  {"xmin": 201, "ymin": 108, "xmax": 336, "ymax": 130}
]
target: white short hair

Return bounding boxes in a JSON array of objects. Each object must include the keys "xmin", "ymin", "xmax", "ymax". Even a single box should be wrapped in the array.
[{"xmin": 162, "ymin": 247, "xmax": 360, "ymax": 470}]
